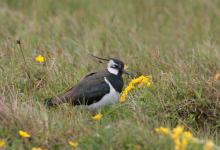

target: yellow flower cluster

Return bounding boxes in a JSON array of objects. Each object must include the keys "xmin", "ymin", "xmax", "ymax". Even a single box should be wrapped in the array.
[
  {"xmin": 119, "ymin": 75, "xmax": 152, "ymax": 103},
  {"xmin": 155, "ymin": 125, "xmax": 218, "ymax": 150},
  {"xmin": 155, "ymin": 126, "xmax": 193, "ymax": 150},
  {"xmin": 171, "ymin": 126, "xmax": 194, "ymax": 150}
]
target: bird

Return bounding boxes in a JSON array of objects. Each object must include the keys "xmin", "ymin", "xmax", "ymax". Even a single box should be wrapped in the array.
[{"xmin": 45, "ymin": 55, "xmax": 130, "ymax": 110}]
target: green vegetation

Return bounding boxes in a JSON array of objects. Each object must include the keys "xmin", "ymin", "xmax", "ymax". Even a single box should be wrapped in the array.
[{"xmin": 0, "ymin": 0, "xmax": 220, "ymax": 149}]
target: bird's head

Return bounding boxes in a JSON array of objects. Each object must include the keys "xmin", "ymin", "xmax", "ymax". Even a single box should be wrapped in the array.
[
  {"xmin": 90, "ymin": 54, "xmax": 130, "ymax": 76},
  {"xmin": 107, "ymin": 59, "xmax": 125, "ymax": 75}
]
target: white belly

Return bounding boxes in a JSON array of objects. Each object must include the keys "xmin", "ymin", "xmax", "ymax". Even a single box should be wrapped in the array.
[{"xmin": 87, "ymin": 77, "xmax": 119, "ymax": 110}]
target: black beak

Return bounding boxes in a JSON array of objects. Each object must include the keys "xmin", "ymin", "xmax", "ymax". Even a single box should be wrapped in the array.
[{"xmin": 123, "ymin": 70, "xmax": 134, "ymax": 77}]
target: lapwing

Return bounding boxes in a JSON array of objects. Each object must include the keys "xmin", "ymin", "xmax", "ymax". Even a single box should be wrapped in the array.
[{"xmin": 45, "ymin": 55, "xmax": 130, "ymax": 110}]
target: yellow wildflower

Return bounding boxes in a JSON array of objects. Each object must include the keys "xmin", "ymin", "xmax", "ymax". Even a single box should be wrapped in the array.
[
  {"xmin": 155, "ymin": 125, "xmax": 219, "ymax": 150},
  {"xmin": 18, "ymin": 130, "xmax": 31, "ymax": 138},
  {"xmin": 32, "ymin": 147, "xmax": 43, "ymax": 150},
  {"xmin": 68, "ymin": 140, "xmax": 79, "ymax": 148},
  {"xmin": 214, "ymin": 73, "xmax": 220, "ymax": 80},
  {"xmin": 155, "ymin": 127, "xmax": 169, "ymax": 135},
  {"xmin": 35, "ymin": 55, "xmax": 44, "ymax": 63},
  {"xmin": 92, "ymin": 113, "xmax": 103, "ymax": 121},
  {"xmin": 120, "ymin": 75, "xmax": 152, "ymax": 103},
  {"xmin": 171, "ymin": 126, "xmax": 184, "ymax": 140},
  {"xmin": 0, "ymin": 139, "xmax": 6, "ymax": 148},
  {"xmin": 204, "ymin": 140, "xmax": 214, "ymax": 150}
]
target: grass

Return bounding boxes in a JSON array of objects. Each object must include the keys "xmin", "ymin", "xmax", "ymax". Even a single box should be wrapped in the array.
[{"xmin": 0, "ymin": 0, "xmax": 220, "ymax": 149}]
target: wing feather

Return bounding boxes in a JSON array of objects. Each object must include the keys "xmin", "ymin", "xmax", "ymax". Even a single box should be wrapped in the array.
[{"xmin": 46, "ymin": 70, "xmax": 110, "ymax": 106}]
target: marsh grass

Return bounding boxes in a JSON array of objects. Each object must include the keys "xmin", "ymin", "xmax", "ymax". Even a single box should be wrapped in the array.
[{"xmin": 0, "ymin": 0, "xmax": 220, "ymax": 149}]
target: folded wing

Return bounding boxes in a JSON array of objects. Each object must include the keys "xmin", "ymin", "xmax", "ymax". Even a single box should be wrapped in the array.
[{"xmin": 45, "ymin": 70, "xmax": 110, "ymax": 106}]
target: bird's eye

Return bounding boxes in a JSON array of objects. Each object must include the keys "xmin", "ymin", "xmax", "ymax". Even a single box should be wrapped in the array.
[{"xmin": 112, "ymin": 65, "xmax": 119, "ymax": 69}]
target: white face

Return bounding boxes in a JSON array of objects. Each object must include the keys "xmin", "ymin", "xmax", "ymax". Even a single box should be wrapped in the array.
[{"xmin": 107, "ymin": 60, "xmax": 119, "ymax": 75}]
